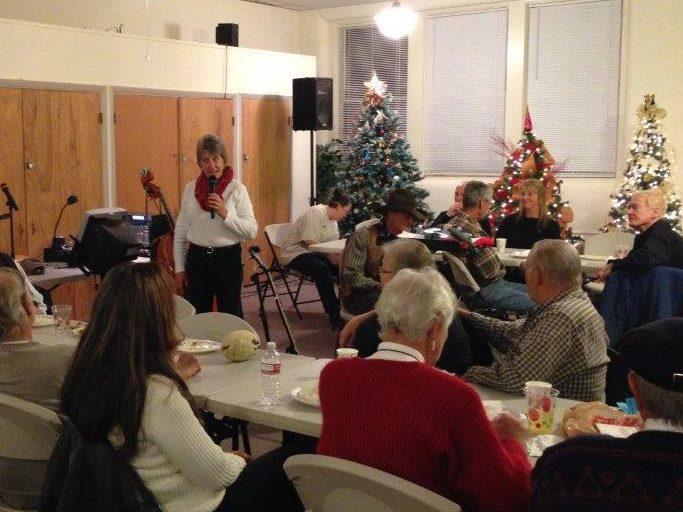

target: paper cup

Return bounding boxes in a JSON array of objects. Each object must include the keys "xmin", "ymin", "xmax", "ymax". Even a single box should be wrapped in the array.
[
  {"xmin": 336, "ymin": 348, "xmax": 359, "ymax": 359},
  {"xmin": 496, "ymin": 238, "xmax": 507, "ymax": 251},
  {"xmin": 525, "ymin": 386, "xmax": 559, "ymax": 434}
]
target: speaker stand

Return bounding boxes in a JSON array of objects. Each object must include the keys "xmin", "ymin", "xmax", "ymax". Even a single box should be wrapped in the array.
[{"xmin": 309, "ymin": 130, "xmax": 316, "ymax": 206}]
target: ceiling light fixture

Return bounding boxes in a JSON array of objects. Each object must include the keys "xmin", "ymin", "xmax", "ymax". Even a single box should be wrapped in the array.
[{"xmin": 374, "ymin": 1, "xmax": 418, "ymax": 40}]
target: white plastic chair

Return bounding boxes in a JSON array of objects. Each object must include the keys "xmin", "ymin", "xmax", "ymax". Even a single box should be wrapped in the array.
[
  {"xmin": 0, "ymin": 393, "xmax": 62, "ymax": 511},
  {"xmin": 443, "ymin": 252, "xmax": 480, "ymax": 292},
  {"xmin": 178, "ymin": 312, "xmax": 256, "ymax": 344},
  {"xmin": 284, "ymin": 454, "xmax": 462, "ymax": 512},
  {"xmin": 174, "ymin": 294, "xmax": 196, "ymax": 321},
  {"xmin": 584, "ymin": 232, "xmax": 635, "ymax": 257}
]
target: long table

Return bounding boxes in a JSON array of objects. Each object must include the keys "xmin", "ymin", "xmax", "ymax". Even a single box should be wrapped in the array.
[
  {"xmin": 31, "ymin": 325, "xmax": 581, "ymax": 453},
  {"xmin": 27, "ymin": 266, "xmax": 88, "ymax": 290},
  {"xmin": 309, "ymin": 239, "xmax": 607, "ymax": 274}
]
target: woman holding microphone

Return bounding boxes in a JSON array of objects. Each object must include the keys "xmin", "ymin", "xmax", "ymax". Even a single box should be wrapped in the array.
[{"xmin": 174, "ymin": 134, "xmax": 257, "ymax": 316}]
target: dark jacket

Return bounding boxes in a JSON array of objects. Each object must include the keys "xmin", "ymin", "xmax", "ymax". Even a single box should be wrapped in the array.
[
  {"xmin": 39, "ymin": 418, "xmax": 160, "ymax": 512},
  {"xmin": 495, "ymin": 212, "xmax": 561, "ymax": 250},
  {"xmin": 611, "ymin": 219, "xmax": 683, "ymax": 275},
  {"xmin": 532, "ymin": 430, "xmax": 683, "ymax": 511},
  {"xmin": 353, "ymin": 313, "xmax": 472, "ymax": 375}
]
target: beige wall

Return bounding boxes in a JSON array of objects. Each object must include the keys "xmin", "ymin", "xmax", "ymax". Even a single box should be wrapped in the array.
[
  {"xmin": 304, "ymin": 0, "xmax": 683, "ymax": 233},
  {"xmin": 0, "ymin": 0, "xmax": 303, "ymax": 53}
]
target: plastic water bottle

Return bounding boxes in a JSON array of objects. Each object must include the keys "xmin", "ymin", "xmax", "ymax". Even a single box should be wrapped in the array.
[{"xmin": 259, "ymin": 342, "xmax": 281, "ymax": 405}]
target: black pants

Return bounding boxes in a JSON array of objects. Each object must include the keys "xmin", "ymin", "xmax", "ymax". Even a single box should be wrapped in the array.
[
  {"xmin": 216, "ymin": 435, "xmax": 317, "ymax": 512},
  {"xmin": 288, "ymin": 253, "xmax": 339, "ymax": 319},
  {"xmin": 186, "ymin": 243, "xmax": 244, "ymax": 317}
]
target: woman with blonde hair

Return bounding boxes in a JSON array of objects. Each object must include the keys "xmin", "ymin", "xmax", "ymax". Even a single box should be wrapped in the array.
[{"xmin": 496, "ymin": 178, "xmax": 561, "ymax": 249}]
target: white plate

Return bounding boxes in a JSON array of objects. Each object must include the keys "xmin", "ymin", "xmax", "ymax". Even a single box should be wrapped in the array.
[
  {"xmin": 580, "ymin": 254, "xmax": 608, "ymax": 261},
  {"xmin": 177, "ymin": 338, "xmax": 222, "ymax": 354},
  {"xmin": 33, "ymin": 315, "xmax": 54, "ymax": 327},
  {"xmin": 510, "ymin": 250, "xmax": 530, "ymax": 259},
  {"xmin": 291, "ymin": 385, "xmax": 320, "ymax": 408}
]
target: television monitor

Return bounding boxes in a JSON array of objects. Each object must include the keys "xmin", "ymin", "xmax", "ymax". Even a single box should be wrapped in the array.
[{"xmin": 73, "ymin": 208, "xmax": 141, "ymax": 275}]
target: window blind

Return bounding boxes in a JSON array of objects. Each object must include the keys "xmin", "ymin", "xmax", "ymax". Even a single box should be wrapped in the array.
[
  {"xmin": 339, "ymin": 25, "xmax": 408, "ymax": 143},
  {"xmin": 527, "ymin": 0, "xmax": 622, "ymax": 177},
  {"xmin": 423, "ymin": 9, "xmax": 508, "ymax": 175}
]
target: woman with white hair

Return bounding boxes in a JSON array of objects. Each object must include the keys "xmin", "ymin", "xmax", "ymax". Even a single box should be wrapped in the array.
[
  {"xmin": 317, "ymin": 267, "xmax": 532, "ymax": 512},
  {"xmin": 598, "ymin": 187, "xmax": 683, "ymax": 280}
]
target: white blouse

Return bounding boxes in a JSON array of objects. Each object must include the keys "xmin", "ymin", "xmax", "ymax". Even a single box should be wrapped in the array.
[{"xmin": 173, "ymin": 179, "xmax": 257, "ymax": 272}]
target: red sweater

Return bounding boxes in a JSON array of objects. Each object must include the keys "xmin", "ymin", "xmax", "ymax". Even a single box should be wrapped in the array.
[{"xmin": 317, "ymin": 358, "xmax": 531, "ymax": 512}]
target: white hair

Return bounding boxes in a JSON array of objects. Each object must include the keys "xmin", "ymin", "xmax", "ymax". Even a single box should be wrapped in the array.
[
  {"xmin": 632, "ymin": 187, "xmax": 667, "ymax": 213},
  {"xmin": 527, "ymin": 239, "xmax": 582, "ymax": 289},
  {"xmin": 0, "ymin": 268, "xmax": 29, "ymax": 339},
  {"xmin": 376, "ymin": 267, "xmax": 457, "ymax": 342}
]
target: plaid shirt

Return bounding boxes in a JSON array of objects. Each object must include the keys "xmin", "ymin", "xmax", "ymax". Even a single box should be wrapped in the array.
[
  {"xmin": 444, "ymin": 211, "xmax": 504, "ymax": 287},
  {"xmin": 463, "ymin": 288, "xmax": 610, "ymax": 401}
]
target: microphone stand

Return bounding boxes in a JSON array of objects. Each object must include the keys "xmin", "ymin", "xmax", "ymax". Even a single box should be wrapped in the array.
[
  {"xmin": 248, "ymin": 247, "xmax": 298, "ymax": 355},
  {"xmin": 0, "ymin": 201, "xmax": 17, "ymax": 258}
]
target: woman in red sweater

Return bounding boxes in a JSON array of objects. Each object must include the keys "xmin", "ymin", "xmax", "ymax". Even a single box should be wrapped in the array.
[{"xmin": 317, "ymin": 267, "xmax": 531, "ymax": 512}]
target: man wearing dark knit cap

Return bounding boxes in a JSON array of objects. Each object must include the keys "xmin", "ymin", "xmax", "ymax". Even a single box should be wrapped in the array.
[{"xmin": 531, "ymin": 317, "xmax": 683, "ymax": 512}]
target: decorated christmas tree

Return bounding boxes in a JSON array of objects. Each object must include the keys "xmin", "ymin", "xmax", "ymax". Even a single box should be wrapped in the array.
[
  {"xmin": 490, "ymin": 109, "xmax": 573, "ymax": 236},
  {"xmin": 337, "ymin": 73, "xmax": 429, "ymax": 234},
  {"xmin": 604, "ymin": 94, "xmax": 681, "ymax": 232}
]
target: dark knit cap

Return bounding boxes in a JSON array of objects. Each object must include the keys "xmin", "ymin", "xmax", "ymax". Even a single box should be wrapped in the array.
[{"xmin": 619, "ymin": 317, "xmax": 683, "ymax": 392}]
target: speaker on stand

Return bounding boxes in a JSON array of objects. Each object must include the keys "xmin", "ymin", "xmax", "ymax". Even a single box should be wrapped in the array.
[{"xmin": 292, "ymin": 77, "xmax": 333, "ymax": 206}]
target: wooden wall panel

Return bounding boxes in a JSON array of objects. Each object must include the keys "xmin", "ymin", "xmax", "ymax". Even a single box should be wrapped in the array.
[
  {"xmin": 51, "ymin": 277, "xmax": 99, "ymax": 321},
  {"xmin": 0, "ymin": 88, "xmax": 27, "ymax": 256},
  {"xmin": 115, "ymin": 95, "xmax": 179, "ymax": 217},
  {"xmin": 23, "ymin": 90, "xmax": 103, "ymax": 257},
  {"xmin": 241, "ymin": 97, "xmax": 292, "ymax": 275},
  {"xmin": 178, "ymin": 98, "xmax": 234, "ymax": 188}
]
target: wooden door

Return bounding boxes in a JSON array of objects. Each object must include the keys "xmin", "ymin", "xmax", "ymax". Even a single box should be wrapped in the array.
[
  {"xmin": 114, "ymin": 95, "xmax": 179, "ymax": 217},
  {"xmin": 178, "ymin": 97, "xmax": 234, "ymax": 188},
  {"xmin": 241, "ymin": 97, "xmax": 292, "ymax": 276},
  {"xmin": 23, "ymin": 90, "xmax": 103, "ymax": 258},
  {"xmin": 0, "ymin": 88, "xmax": 27, "ymax": 256}
]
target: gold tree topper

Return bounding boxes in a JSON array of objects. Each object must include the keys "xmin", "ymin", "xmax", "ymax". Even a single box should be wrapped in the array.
[{"xmin": 636, "ymin": 93, "xmax": 667, "ymax": 120}]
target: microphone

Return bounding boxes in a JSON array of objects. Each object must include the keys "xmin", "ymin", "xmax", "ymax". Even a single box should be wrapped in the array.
[
  {"xmin": 0, "ymin": 183, "xmax": 19, "ymax": 211},
  {"xmin": 208, "ymin": 176, "xmax": 218, "ymax": 219},
  {"xmin": 53, "ymin": 195, "xmax": 79, "ymax": 241}
]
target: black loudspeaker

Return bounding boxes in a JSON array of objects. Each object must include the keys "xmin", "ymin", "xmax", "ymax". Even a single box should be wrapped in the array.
[
  {"xmin": 293, "ymin": 78, "xmax": 333, "ymax": 131},
  {"xmin": 216, "ymin": 23, "xmax": 238, "ymax": 46}
]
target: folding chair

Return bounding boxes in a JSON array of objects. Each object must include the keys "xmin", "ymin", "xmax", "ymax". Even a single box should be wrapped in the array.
[
  {"xmin": 0, "ymin": 393, "xmax": 62, "ymax": 511},
  {"xmin": 263, "ymin": 223, "xmax": 322, "ymax": 319},
  {"xmin": 174, "ymin": 294, "xmax": 196, "ymax": 322},
  {"xmin": 178, "ymin": 313, "xmax": 256, "ymax": 454},
  {"xmin": 284, "ymin": 454, "xmax": 462, "ymax": 512}
]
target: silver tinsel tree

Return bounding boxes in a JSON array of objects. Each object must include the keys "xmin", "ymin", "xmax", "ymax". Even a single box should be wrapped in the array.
[{"xmin": 605, "ymin": 94, "xmax": 681, "ymax": 232}]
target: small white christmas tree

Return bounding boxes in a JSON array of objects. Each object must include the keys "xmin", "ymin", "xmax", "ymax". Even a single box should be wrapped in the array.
[{"xmin": 605, "ymin": 94, "xmax": 682, "ymax": 232}]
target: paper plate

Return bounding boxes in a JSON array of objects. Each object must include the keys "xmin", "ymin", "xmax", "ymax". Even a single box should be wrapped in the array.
[
  {"xmin": 177, "ymin": 338, "xmax": 222, "ymax": 354},
  {"xmin": 291, "ymin": 384, "xmax": 320, "ymax": 408}
]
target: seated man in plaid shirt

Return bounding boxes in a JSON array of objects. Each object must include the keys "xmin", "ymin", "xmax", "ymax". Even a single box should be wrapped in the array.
[
  {"xmin": 445, "ymin": 181, "xmax": 535, "ymax": 314},
  {"xmin": 461, "ymin": 240, "xmax": 610, "ymax": 401}
]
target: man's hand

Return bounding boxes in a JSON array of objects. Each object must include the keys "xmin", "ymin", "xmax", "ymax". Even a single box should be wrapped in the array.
[
  {"xmin": 491, "ymin": 412, "xmax": 528, "ymax": 443},
  {"xmin": 174, "ymin": 353, "xmax": 201, "ymax": 380},
  {"xmin": 597, "ymin": 263, "xmax": 613, "ymax": 282},
  {"xmin": 338, "ymin": 311, "xmax": 373, "ymax": 348},
  {"xmin": 457, "ymin": 307, "xmax": 471, "ymax": 320}
]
